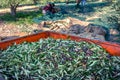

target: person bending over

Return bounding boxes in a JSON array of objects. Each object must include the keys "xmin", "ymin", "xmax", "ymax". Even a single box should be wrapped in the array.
[{"xmin": 42, "ymin": 3, "xmax": 56, "ymax": 15}]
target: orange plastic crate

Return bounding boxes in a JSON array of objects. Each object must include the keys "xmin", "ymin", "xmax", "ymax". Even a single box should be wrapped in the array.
[{"xmin": 0, "ymin": 31, "xmax": 120, "ymax": 56}]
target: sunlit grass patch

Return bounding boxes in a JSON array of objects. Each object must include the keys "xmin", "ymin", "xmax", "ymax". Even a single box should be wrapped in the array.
[{"xmin": 0, "ymin": 10, "xmax": 42, "ymax": 24}]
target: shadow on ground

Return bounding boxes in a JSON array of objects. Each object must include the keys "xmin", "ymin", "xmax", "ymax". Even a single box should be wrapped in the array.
[
  {"xmin": 0, "ymin": 10, "xmax": 42, "ymax": 23},
  {"xmin": 56, "ymin": 2, "xmax": 110, "ymax": 21}
]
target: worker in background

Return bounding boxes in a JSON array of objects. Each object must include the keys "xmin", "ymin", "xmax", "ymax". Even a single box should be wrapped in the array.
[
  {"xmin": 42, "ymin": 3, "xmax": 56, "ymax": 15},
  {"xmin": 81, "ymin": 0, "xmax": 86, "ymax": 6}
]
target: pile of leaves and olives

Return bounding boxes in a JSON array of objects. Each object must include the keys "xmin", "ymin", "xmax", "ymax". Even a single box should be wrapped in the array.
[{"xmin": 0, "ymin": 38, "xmax": 120, "ymax": 80}]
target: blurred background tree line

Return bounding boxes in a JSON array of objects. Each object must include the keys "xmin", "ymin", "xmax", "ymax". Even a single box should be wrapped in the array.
[{"xmin": 0, "ymin": 0, "xmax": 119, "ymax": 29}]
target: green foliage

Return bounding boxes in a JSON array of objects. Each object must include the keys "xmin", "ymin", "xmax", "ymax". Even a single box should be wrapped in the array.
[
  {"xmin": 0, "ymin": 0, "xmax": 25, "ymax": 8},
  {"xmin": 112, "ymin": 0, "xmax": 120, "ymax": 11},
  {"xmin": 101, "ymin": 0, "xmax": 120, "ymax": 29},
  {"xmin": 112, "ymin": 0, "xmax": 120, "ymax": 30}
]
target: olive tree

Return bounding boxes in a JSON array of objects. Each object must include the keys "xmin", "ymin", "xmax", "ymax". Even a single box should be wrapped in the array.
[
  {"xmin": 65, "ymin": 0, "xmax": 81, "ymax": 6},
  {"xmin": 66, "ymin": 0, "xmax": 69, "ymax": 4},
  {"xmin": 0, "ymin": 0, "xmax": 25, "ymax": 16},
  {"xmin": 33, "ymin": 0, "xmax": 38, "ymax": 4}
]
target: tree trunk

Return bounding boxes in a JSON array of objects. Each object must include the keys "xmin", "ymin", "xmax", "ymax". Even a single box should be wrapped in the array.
[
  {"xmin": 76, "ymin": 0, "xmax": 81, "ymax": 4},
  {"xmin": 10, "ymin": 6, "xmax": 17, "ymax": 17},
  {"xmin": 76, "ymin": 0, "xmax": 81, "ymax": 8},
  {"xmin": 66, "ymin": 0, "xmax": 69, "ymax": 4},
  {"xmin": 33, "ymin": 0, "xmax": 37, "ymax": 4}
]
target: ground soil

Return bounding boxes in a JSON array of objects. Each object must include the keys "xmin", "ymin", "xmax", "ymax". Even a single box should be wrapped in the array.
[{"xmin": 0, "ymin": 5, "xmax": 39, "ymax": 41}]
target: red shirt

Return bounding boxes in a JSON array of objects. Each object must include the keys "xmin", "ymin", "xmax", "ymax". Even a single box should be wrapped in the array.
[{"xmin": 43, "ymin": 5, "xmax": 52, "ymax": 12}]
